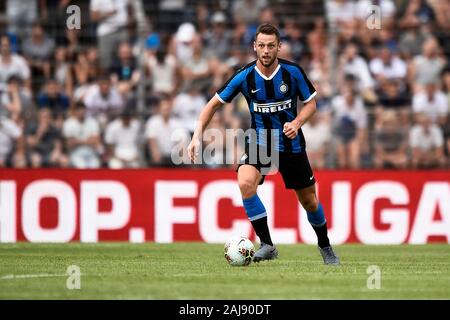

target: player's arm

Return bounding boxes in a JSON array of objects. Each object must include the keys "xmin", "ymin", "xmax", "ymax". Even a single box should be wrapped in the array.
[
  {"xmin": 284, "ymin": 65, "xmax": 317, "ymax": 139},
  {"xmin": 283, "ymin": 98, "xmax": 317, "ymax": 139},
  {"xmin": 187, "ymin": 95, "xmax": 223, "ymax": 161},
  {"xmin": 188, "ymin": 68, "xmax": 245, "ymax": 161}
]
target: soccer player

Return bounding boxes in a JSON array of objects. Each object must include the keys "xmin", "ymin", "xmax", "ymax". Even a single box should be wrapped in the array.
[{"xmin": 187, "ymin": 23, "xmax": 340, "ymax": 265}]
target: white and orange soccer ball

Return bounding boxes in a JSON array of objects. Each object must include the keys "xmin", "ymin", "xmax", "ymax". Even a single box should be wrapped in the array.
[{"xmin": 224, "ymin": 236, "xmax": 255, "ymax": 266}]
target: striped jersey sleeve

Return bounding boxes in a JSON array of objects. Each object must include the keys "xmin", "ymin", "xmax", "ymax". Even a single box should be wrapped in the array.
[
  {"xmin": 295, "ymin": 66, "xmax": 317, "ymax": 103},
  {"xmin": 215, "ymin": 68, "xmax": 248, "ymax": 103}
]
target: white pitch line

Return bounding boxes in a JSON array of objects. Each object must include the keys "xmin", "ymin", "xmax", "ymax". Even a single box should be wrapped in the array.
[{"xmin": 1, "ymin": 273, "xmax": 84, "ymax": 280}]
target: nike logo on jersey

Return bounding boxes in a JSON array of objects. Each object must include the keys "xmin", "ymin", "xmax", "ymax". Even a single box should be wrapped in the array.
[
  {"xmin": 251, "ymin": 89, "xmax": 261, "ymax": 93},
  {"xmin": 309, "ymin": 176, "xmax": 314, "ymax": 180}
]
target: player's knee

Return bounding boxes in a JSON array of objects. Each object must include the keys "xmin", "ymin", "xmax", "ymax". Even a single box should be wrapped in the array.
[
  {"xmin": 300, "ymin": 197, "xmax": 318, "ymax": 212},
  {"xmin": 238, "ymin": 179, "xmax": 257, "ymax": 198}
]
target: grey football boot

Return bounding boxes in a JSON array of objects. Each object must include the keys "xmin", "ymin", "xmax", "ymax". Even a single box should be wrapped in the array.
[
  {"xmin": 319, "ymin": 246, "xmax": 340, "ymax": 266},
  {"xmin": 253, "ymin": 242, "xmax": 278, "ymax": 262}
]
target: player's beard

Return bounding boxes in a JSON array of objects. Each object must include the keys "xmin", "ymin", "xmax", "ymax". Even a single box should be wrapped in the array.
[{"xmin": 259, "ymin": 54, "xmax": 276, "ymax": 68}]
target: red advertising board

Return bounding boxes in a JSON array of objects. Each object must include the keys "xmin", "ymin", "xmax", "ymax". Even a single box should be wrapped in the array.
[{"xmin": 0, "ymin": 169, "xmax": 449, "ymax": 244}]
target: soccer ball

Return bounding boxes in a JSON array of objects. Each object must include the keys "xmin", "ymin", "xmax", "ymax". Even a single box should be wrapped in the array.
[{"xmin": 224, "ymin": 236, "xmax": 255, "ymax": 266}]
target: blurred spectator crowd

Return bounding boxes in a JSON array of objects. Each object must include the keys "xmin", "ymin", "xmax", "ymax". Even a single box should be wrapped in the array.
[{"xmin": 0, "ymin": 0, "xmax": 449, "ymax": 170}]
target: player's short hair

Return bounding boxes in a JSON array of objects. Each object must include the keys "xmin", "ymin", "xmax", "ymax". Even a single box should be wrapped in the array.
[{"xmin": 255, "ymin": 23, "xmax": 280, "ymax": 43}]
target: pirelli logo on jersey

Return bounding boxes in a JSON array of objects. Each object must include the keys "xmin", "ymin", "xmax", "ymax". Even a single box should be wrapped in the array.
[{"xmin": 253, "ymin": 99, "xmax": 292, "ymax": 113}]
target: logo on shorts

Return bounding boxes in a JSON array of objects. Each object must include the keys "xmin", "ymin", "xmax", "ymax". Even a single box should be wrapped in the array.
[{"xmin": 279, "ymin": 82, "xmax": 288, "ymax": 94}]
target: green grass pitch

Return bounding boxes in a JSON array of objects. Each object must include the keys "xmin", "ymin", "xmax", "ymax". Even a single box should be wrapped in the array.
[{"xmin": 1, "ymin": 243, "xmax": 449, "ymax": 299}]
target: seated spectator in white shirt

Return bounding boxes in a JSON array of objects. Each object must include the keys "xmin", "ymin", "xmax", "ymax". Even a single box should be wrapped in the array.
[
  {"xmin": 326, "ymin": 0, "xmax": 356, "ymax": 31},
  {"xmin": 147, "ymin": 48, "xmax": 178, "ymax": 96},
  {"xmin": 171, "ymin": 22, "xmax": 195, "ymax": 63},
  {"xmin": 0, "ymin": 75, "xmax": 34, "ymax": 123},
  {"xmin": 145, "ymin": 96, "xmax": 189, "ymax": 166},
  {"xmin": 83, "ymin": 74, "xmax": 124, "ymax": 127},
  {"xmin": 172, "ymin": 80, "xmax": 206, "ymax": 135},
  {"xmin": 369, "ymin": 46, "xmax": 407, "ymax": 86},
  {"xmin": 302, "ymin": 113, "xmax": 331, "ymax": 169},
  {"xmin": 410, "ymin": 38, "xmax": 446, "ymax": 92},
  {"xmin": 339, "ymin": 43, "xmax": 376, "ymax": 102},
  {"xmin": 90, "ymin": 0, "xmax": 129, "ymax": 69},
  {"xmin": 104, "ymin": 108, "xmax": 140, "ymax": 168},
  {"xmin": 0, "ymin": 35, "xmax": 31, "ymax": 93},
  {"xmin": 63, "ymin": 102, "xmax": 101, "ymax": 169},
  {"xmin": 409, "ymin": 113, "xmax": 446, "ymax": 168},
  {"xmin": 412, "ymin": 82, "xmax": 448, "ymax": 126},
  {"xmin": 6, "ymin": 0, "xmax": 38, "ymax": 38},
  {"xmin": 331, "ymin": 83, "xmax": 368, "ymax": 169},
  {"xmin": 0, "ymin": 114, "xmax": 23, "ymax": 167},
  {"xmin": 180, "ymin": 34, "xmax": 211, "ymax": 91}
]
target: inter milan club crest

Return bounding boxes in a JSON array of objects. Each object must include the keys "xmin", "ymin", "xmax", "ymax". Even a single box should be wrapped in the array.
[{"xmin": 279, "ymin": 82, "xmax": 288, "ymax": 93}]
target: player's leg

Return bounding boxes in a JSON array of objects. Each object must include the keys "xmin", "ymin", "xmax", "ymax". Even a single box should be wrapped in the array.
[
  {"xmin": 237, "ymin": 164, "xmax": 278, "ymax": 262},
  {"xmin": 295, "ymin": 185, "xmax": 340, "ymax": 265},
  {"xmin": 295, "ymin": 184, "xmax": 329, "ymax": 248},
  {"xmin": 278, "ymin": 151, "xmax": 340, "ymax": 265}
]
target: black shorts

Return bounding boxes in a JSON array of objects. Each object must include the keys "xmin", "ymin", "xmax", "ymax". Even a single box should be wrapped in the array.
[{"xmin": 237, "ymin": 145, "xmax": 316, "ymax": 190}]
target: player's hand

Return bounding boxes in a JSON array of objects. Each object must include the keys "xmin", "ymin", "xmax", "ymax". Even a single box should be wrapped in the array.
[
  {"xmin": 187, "ymin": 137, "xmax": 200, "ymax": 162},
  {"xmin": 283, "ymin": 122, "xmax": 299, "ymax": 139}
]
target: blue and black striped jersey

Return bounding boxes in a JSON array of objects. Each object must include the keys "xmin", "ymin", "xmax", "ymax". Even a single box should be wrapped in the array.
[{"xmin": 215, "ymin": 59, "xmax": 317, "ymax": 153}]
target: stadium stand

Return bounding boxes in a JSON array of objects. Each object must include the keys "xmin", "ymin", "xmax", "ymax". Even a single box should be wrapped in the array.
[{"xmin": 0, "ymin": 0, "xmax": 448, "ymax": 169}]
